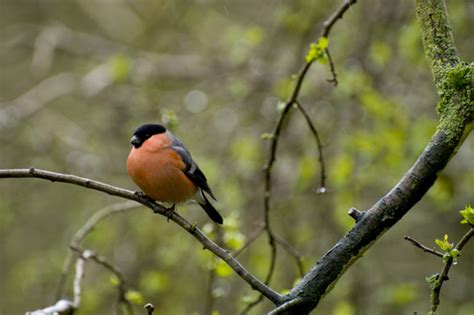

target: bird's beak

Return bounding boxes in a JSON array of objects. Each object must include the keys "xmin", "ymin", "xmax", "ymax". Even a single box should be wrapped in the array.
[{"xmin": 130, "ymin": 135, "xmax": 142, "ymax": 148}]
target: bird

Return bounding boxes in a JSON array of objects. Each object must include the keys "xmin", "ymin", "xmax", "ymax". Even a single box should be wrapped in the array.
[{"xmin": 127, "ymin": 123, "xmax": 223, "ymax": 224}]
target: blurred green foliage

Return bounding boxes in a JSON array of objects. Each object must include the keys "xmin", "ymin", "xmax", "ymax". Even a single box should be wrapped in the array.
[{"xmin": 0, "ymin": 1, "xmax": 473, "ymax": 314}]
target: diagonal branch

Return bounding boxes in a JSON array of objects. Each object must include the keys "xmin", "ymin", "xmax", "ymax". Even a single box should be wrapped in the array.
[
  {"xmin": 404, "ymin": 235, "xmax": 444, "ymax": 258},
  {"xmin": 0, "ymin": 168, "xmax": 283, "ymax": 305},
  {"xmin": 294, "ymin": 100, "xmax": 326, "ymax": 190},
  {"xmin": 321, "ymin": 0, "xmax": 357, "ymax": 38},
  {"xmin": 270, "ymin": 0, "xmax": 472, "ymax": 312}
]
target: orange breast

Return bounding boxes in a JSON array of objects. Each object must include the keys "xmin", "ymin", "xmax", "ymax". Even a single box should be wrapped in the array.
[{"xmin": 127, "ymin": 136, "xmax": 197, "ymax": 203}]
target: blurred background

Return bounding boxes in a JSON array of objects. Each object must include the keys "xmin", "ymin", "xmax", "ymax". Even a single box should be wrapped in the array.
[{"xmin": 0, "ymin": 0, "xmax": 473, "ymax": 314}]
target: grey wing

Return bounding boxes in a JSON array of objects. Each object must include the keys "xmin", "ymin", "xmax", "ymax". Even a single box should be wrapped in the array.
[{"xmin": 170, "ymin": 134, "xmax": 216, "ymax": 200}]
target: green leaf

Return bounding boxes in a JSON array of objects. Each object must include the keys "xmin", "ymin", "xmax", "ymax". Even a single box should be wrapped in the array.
[
  {"xmin": 451, "ymin": 248, "xmax": 460, "ymax": 259},
  {"xmin": 318, "ymin": 36, "xmax": 329, "ymax": 49},
  {"xmin": 435, "ymin": 234, "xmax": 453, "ymax": 252},
  {"xmin": 125, "ymin": 290, "xmax": 145, "ymax": 305},
  {"xmin": 460, "ymin": 204, "xmax": 474, "ymax": 225},
  {"xmin": 305, "ymin": 37, "xmax": 329, "ymax": 63}
]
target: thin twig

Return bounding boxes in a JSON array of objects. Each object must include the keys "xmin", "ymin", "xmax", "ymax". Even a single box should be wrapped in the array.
[
  {"xmin": 273, "ymin": 233, "xmax": 305, "ymax": 277},
  {"xmin": 70, "ymin": 244, "xmax": 133, "ymax": 314},
  {"xmin": 321, "ymin": 0, "xmax": 358, "ymax": 38},
  {"xmin": 56, "ymin": 201, "xmax": 142, "ymax": 299},
  {"xmin": 72, "ymin": 253, "xmax": 87, "ymax": 307},
  {"xmin": 404, "ymin": 235, "xmax": 444, "ymax": 258},
  {"xmin": 233, "ymin": 223, "xmax": 266, "ymax": 257},
  {"xmin": 325, "ymin": 48, "xmax": 338, "ymax": 86},
  {"xmin": 26, "ymin": 249, "xmax": 91, "ymax": 314},
  {"xmin": 429, "ymin": 228, "xmax": 473, "ymax": 313},
  {"xmin": 294, "ymin": 100, "xmax": 326, "ymax": 191},
  {"xmin": 0, "ymin": 168, "xmax": 282, "ymax": 304},
  {"xmin": 251, "ymin": 1, "xmax": 358, "ymax": 312},
  {"xmin": 319, "ymin": 0, "xmax": 357, "ymax": 85},
  {"xmin": 204, "ymin": 226, "xmax": 225, "ymax": 315}
]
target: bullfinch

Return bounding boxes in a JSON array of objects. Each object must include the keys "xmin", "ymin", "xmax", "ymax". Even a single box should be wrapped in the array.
[{"xmin": 127, "ymin": 124, "xmax": 223, "ymax": 224}]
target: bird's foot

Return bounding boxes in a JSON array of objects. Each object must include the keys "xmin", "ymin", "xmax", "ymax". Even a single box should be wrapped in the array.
[
  {"xmin": 164, "ymin": 204, "xmax": 176, "ymax": 222},
  {"xmin": 134, "ymin": 190, "xmax": 146, "ymax": 199},
  {"xmin": 134, "ymin": 191, "xmax": 156, "ymax": 203}
]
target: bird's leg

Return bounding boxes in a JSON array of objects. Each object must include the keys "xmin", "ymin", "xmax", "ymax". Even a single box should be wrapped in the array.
[
  {"xmin": 134, "ymin": 191, "xmax": 156, "ymax": 204},
  {"xmin": 164, "ymin": 204, "xmax": 176, "ymax": 222}
]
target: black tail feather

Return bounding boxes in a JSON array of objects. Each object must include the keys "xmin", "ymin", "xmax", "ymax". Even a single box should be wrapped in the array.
[{"xmin": 199, "ymin": 194, "xmax": 223, "ymax": 224}]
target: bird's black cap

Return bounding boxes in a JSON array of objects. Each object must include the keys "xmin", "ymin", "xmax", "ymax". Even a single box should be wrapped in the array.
[{"xmin": 130, "ymin": 124, "xmax": 167, "ymax": 148}]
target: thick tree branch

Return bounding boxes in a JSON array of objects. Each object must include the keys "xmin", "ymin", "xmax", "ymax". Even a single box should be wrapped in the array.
[
  {"xmin": 270, "ymin": 0, "xmax": 472, "ymax": 313},
  {"xmin": 415, "ymin": 0, "xmax": 460, "ymax": 85},
  {"xmin": 0, "ymin": 168, "xmax": 283, "ymax": 305},
  {"xmin": 276, "ymin": 130, "xmax": 469, "ymax": 313}
]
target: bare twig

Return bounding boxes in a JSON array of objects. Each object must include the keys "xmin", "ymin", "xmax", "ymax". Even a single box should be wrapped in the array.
[
  {"xmin": 240, "ymin": 240, "xmax": 277, "ymax": 314},
  {"xmin": 321, "ymin": 0, "xmax": 358, "ymax": 38},
  {"xmin": 404, "ymin": 235, "xmax": 444, "ymax": 258},
  {"xmin": 325, "ymin": 48, "xmax": 338, "ymax": 86},
  {"xmin": 319, "ymin": 0, "xmax": 357, "ymax": 85},
  {"xmin": 26, "ymin": 248, "xmax": 91, "ymax": 315},
  {"xmin": 233, "ymin": 223, "xmax": 266, "ymax": 257},
  {"xmin": 204, "ymin": 226, "xmax": 225, "ymax": 315},
  {"xmin": 249, "ymin": 1, "xmax": 358, "ymax": 312},
  {"xmin": 0, "ymin": 168, "xmax": 282, "ymax": 304},
  {"xmin": 26, "ymin": 300, "xmax": 75, "ymax": 315},
  {"xmin": 70, "ymin": 244, "xmax": 133, "ymax": 314},
  {"xmin": 57, "ymin": 201, "xmax": 142, "ymax": 299},
  {"xmin": 348, "ymin": 207, "xmax": 365, "ymax": 222},
  {"xmin": 72, "ymin": 254, "xmax": 86, "ymax": 307},
  {"xmin": 294, "ymin": 100, "xmax": 326, "ymax": 191},
  {"xmin": 273, "ymin": 233, "xmax": 305, "ymax": 277}
]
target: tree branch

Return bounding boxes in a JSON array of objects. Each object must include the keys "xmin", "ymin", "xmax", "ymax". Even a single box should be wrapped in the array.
[
  {"xmin": 270, "ymin": 0, "xmax": 472, "ymax": 312},
  {"xmin": 0, "ymin": 168, "xmax": 283, "ymax": 305},
  {"xmin": 321, "ymin": 0, "xmax": 357, "ymax": 38},
  {"xmin": 415, "ymin": 0, "xmax": 460, "ymax": 85},
  {"xmin": 276, "ymin": 129, "xmax": 469, "ymax": 313},
  {"xmin": 404, "ymin": 235, "xmax": 444, "ymax": 258},
  {"xmin": 70, "ymin": 245, "xmax": 133, "ymax": 314}
]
